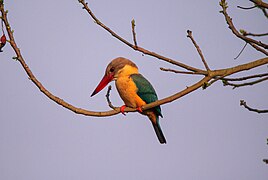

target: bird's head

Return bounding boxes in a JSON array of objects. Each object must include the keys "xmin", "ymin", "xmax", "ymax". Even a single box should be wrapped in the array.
[{"xmin": 91, "ymin": 57, "xmax": 138, "ymax": 97}]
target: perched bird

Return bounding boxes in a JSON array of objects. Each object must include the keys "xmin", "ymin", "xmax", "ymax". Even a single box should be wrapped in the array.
[{"xmin": 91, "ymin": 57, "xmax": 166, "ymax": 144}]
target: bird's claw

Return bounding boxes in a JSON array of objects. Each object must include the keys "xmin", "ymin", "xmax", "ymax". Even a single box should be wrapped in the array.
[
  {"xmin": 137, "ymin": 107, "xmax": 143, "ymax": 113},
  {"xmin": 120, "ymin": 105, "xmax": 143, "ymax": 115},
  {"xmin": 120, "ymin": 105, "xmax": 127, "ymax": 116}
]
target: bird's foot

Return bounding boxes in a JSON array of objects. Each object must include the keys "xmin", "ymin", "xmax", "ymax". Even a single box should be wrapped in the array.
[
  {"xmin": 120, "ymin": 105, "xmax": 143, "ymax": 115},
  {"xmin": 136, "ymin": 107, "xmax": 143, "ymax": 113},
  {"xmin": 120, "ymin": 105, "xmax": 127, "ymax": 116}
]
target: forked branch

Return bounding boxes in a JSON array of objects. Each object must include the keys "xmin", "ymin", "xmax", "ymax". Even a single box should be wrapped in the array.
[
  {"xmin": 240, "ymin": 100, "xmax": 268, "ymax": 113},
  {"xmin": 77, "ymin": 0, "xmax": 207, "ymax": 74},
  {"xmin": 0, "ymin": 0, "xmax": 268, "ymax": 117},
  {"xmin": 220, "ymin": 0, "xmax": 268, "ymax": 56},
  {"xmin": 0, "ymin": 1, "xmax": 211, "ymax": 117}
]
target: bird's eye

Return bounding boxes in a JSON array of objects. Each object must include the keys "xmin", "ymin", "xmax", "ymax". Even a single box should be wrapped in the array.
[{"xmin": 110, "ymin": 67, "xmax": 115, "ymax": 72}]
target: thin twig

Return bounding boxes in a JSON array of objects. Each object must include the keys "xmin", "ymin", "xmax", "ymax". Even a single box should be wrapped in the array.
[
  {"xmin": 223, "ymin": 76, "xmax": 268, "ymax": 88},
  {"xmin": 240, "ymin": 100, "xmax": 268, "ymax": 113},
  {"xmin": 234, "ymin": 43, "xmax": 247, "ymax": 60},
  {"xmin": 250, "ymin": 0, "xmax": 268, "ymax": 18},
  {"xmin": 131, "ymin": 19, "xmax": 137, "ymax": 47},
  {"xmin": 160, "ymin": 67, "xmax": 204, "ymax": 75},
  {"xmin": 237, "ymin": 1, "xmax": 268, "ymax": 18},
  {"xmin": 223, "ymin": 73, "xmax": 268, "ymax": 81},
  {"xmin": 243, "ymin": 32, "xmax": 268, "ymax": 37},
  {"xmin": 187, "ymin": 30, "xmax": 210, "ymax": 71},
  {"xmin": 250, "ymin": 0, "xmax": 268, "ymax": 9},
  {"xmin": 261, "ymin": 8, "xmax": 268, "ymax": 18},
  {"xmin": 105, "ymin": 85, "xmax": 116, "ymax": 110},
  {"xmin": 237, "ymin": 5, "xmax": 257, "ymax": 10},
  {"xmin": 210, "ymin": 70, "xmax": 268, "ymax": 87}
]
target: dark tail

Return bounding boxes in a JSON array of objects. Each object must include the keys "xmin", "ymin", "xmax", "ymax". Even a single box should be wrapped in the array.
[{"xmin": 152, "ymin": 122, "xmax": 166, "ymax": 144}]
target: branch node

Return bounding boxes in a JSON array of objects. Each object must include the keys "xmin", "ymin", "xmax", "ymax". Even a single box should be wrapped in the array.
[
  {"xmin": 202, "ymin": 82, "xmax": 210, "ymax": 90},
  {"xmin": 12, "ymin": 56, "xmax": 19, "ymax": 61}
]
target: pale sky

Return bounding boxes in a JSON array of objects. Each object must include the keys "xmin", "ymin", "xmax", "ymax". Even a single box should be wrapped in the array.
[{"xmin": 0, "ymin": 0, "xmax": 267, "ymax": 180}]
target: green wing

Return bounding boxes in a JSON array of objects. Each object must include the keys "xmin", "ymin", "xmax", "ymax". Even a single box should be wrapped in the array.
[{"xmin": 130, "ymin": 74, "xmax": 162, "ymax": 118}]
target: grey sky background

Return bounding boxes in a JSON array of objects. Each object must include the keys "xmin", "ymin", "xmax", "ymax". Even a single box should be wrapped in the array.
[{"xmin": 0, "ymin": 0, "xmax": 267, "ymax": 179}]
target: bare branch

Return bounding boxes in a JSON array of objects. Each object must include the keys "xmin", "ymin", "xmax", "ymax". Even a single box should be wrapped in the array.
[
  {"xmin": 237, "ymin": 1, "xmax": 268, "ymax": 18},
  {"xmin": 131, "ymin": 19, "xmax": 138, "ymax": 47},
  {"xmin": 78, "ymin": 0, "xmax": 207, "ymax": 74},
  {"xmin": 0, "ymin": 2, "xmax": 211, "ymax": 117},
  {"xmin": 105, "ymin": 85, "xmax": 116, "ymax": 110},
  {"xmin": 133, "ymin": 57, "xmax": 268, "ymax": 109},
  {"xmin": 240, "ymin": 100, "xmax": 268, "ymax": 113},
  {"xmin": 223, "ymin": 73, "xmax": 268, "ymax": 81},
  {"xmin": 215, "ymin": 57, "xmax": 268, "ymax": 78},
  {"xmin": 143, "ymin": 76, "xmax": 212, "ymax": 110},
  {"xmin": 160, "ymin": 67, "xmax": 204, "ymax": 75},
  {"xmin": 243, "ymin": 32, "xmax": 268, "ymax": 37},
  {"xmin": 220, "ymin": 0, "xmax": 268, "ymax": 55},
  {"xmin": 234, "ymin": 43, "xmax": 248, "ymax": 60},
  {"xmin": 1, "ymin": 1, "xmax": 268, "ymax": 118},
  {"xmin": 261, "ymin": 8, "xmax": 268, "ymax": 18},
  {"xmin": 223, "ymin": 76, "xmax": 268, "ymax": 88},
  {"xmin": 250, "ymin": 0, "xmax": 268, "ymax": 18},
  {"xmin": 0, "ymin": 2, "xmax": 122, "ymax": 117},
  {"xmin": 250, "ymin": 0, "xmax": 268, "ymax": 9},
  {"xmin": 238, "ymin": 0, "xmax": 268, "ymax": 18},
  {"xmin": 187, "ymin": 30, "xmax": 210, "ymax": 71},
  {"xmin": 209, "ymin": 58, "xmax": 268, "ymax": 86},
  {"xmin": 237, "ymin": 5, "xmax": 257, "ymax": 10}
]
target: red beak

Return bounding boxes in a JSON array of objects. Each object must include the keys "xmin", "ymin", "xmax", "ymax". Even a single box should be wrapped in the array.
[{"xmin": 91, "ymin": 74, "xmax": 114, "ymax": 97}]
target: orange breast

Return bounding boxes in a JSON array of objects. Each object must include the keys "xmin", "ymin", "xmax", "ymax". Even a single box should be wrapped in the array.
[
  {"xmin": 115, "ymin": 76, "xmax": 146, "ymax": 108},
  {"xmin": 114, "ymin": 64, "xmax": 146, "ymax": 108}
]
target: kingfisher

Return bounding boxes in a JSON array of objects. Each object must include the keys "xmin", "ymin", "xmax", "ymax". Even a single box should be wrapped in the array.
[{"xmin": 91, "ymin": 57, "xmax": 166, "ymax": 144}]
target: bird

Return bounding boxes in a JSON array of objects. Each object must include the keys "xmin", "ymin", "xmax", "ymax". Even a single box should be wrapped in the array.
[{"xmin": 91, "ymin": 57, "xmax": 166, "ymax": 144}]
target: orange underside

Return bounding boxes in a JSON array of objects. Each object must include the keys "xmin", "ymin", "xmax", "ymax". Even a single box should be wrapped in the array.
[{"xmin": 115, "ymin": 65, "xmax": 157, "ymax": 124}]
